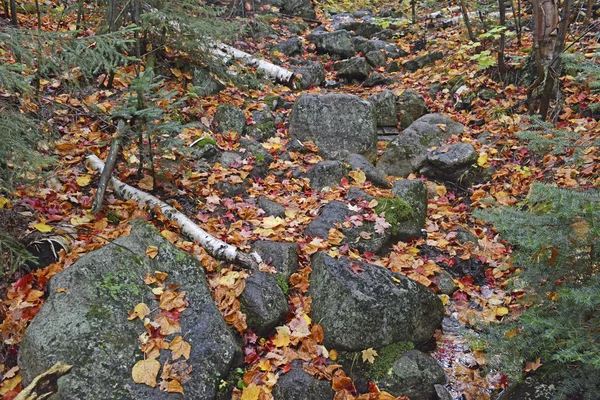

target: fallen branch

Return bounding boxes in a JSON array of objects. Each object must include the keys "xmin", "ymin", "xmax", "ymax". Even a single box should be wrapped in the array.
[
  {"xmin": 91, "ymin": 120, "xmax": 125, "ymax": 214},
  {"xmin": 211, "ymin": 43, "xmax": 295, "ymax": 85},
  {"xmin": 15, "ymin": 362, "xmax": 72, "ymax": 400},
  {"xmin": 87, "ymin": 154, "xmax": 261, "ymax": 269}
]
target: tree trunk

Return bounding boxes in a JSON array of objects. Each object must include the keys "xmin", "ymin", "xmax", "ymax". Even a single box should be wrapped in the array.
[
  {"xmin": 9, "ymin": 0, "xmax": 17, "ymax": 26},
  {"xmin": 532, "ymin": 0, "xmax": 559, "ymax": 65},
  {"xmin": 498, "ymin": 0, "xmax": 507, "ymax": 76},
  {"xmin": 459, "ymin": 0, "xmax": 476, "ymax": 42},
  {"xmin": 583, "ymin": 0, "xmax": 592, "ymax": 26},
  {"xmin": 91, "ymin": 121, "xmax": 125, "ymax": 214},
  {"xmin": 411, "ymin": 0, "xmax": 417, "ymax": 24}
]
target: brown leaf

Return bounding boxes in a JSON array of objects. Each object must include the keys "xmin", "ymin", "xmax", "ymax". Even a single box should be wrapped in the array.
[{"xmin": 132, "ymin": 358, "xmax": 160, "ymax": 388}]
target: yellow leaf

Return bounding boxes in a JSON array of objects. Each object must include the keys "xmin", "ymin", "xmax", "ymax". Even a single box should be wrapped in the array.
[
  {"xmin": 167, "ymin": 379, "xmax": 184, "ymax": 394},
  {"xmin": 34, "ymin": 223, "xmax": 53, "ymax": 232},
  {"xmin": 170, "ymin": 336, "xmax": 191, "ymax": 360},
  {"xmin": 129, "ymin": 303, "xmax": 151, "ymax": 321},
  {"xmin": 524, "ymin": 357, "xmax": 543, "ymax": 372},
  {"xmin": 348, "ymin": 169, "xmax": 366, "ymax": 184},
  {"xmin": 132, "ymin": 358, "xmax": 160, "ymax": 387},
  {"xmin": 0, "ymin": 196, "xmax": 10, "ymax": 209},
  {"xmin": 71, "ymin": 215, "xmax": 92, "ymax": 226},
  {"xmin": 505, "ymin": 329, "xmax": 519, "ymax": 338},
  {"xmin": 258, "ymin": 359, "xmax": 271, "ymax": 371},
  {"xmin": 361, "ymin": 348, "xmax": 378, "ymax": 364},
  {"xmin": 439, "ymin": 294, "xmax": 449, "ymax": 305},
  {"xmin": 273, "ymin": 326, "xmax": 291, "ymax": 347},
  {"xmin": 76, "ymin": 175, "xmax": 92, "ymax": 187},
  {"xmin": 434, "ymin": 184, "xmax": 447, "ymax": 197},
  {"xmin": 241, "ymin": 383, "xmax": 261, "ymax": 400},
  {"xmin": 330, "ymin": 349, "xmax": 338, "ymax": 361},
  {"xmin": 488, "ymin": 298, "xmax": 503, "ymax": 306},
  {"xmin": 262, "ymin": 216, "xmax": 284, "ymax": 229},
  {"xmin": 496, "ymin": 307, "xmax": 509, "ymax": 316},
  {"xmin": 146, "ymin": 246, "xmax": 159, "ymax": 259},
  {"xmin": 477, "ymin": 153, "xmax": 488, "ymax": 167},
  {"xmin": 0, "ymin": 373, "xmax": 21, "ymax": 395},
  {"xmin": 328, "ymin": 228, "xmax": 346, "ymax": 245}
]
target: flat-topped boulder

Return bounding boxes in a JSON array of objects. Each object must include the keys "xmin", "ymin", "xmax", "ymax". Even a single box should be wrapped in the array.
[{"xmin": 289, "ymin": 94, "xmax": 377, "ymax": 161}]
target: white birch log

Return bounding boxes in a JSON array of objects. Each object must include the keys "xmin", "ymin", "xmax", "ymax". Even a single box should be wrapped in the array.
[
  {"xmin": 211, "ymin": 43, "xmax": 295, "ymax": 85},
  {"xmin": 87, "ymin": 154, "xmax": 261, "ymax": 269}
]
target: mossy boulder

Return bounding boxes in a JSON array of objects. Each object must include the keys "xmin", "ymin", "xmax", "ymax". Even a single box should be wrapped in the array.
[
  {"xmin": 309, "ymin": 252, "xmax": 444, "ymax": 351},
  {"xmin": 273, "ymin": 360, "xmax": 334, "ymax": 400},
  {"xmin": 389, "ymin": 179, "xmax": 428, "ymax": 241},
  {"xmin": 18, "ymin": 220, "xmax": 242, "ymax": 399},
  {"xmin": 214, "ymin": 104, "xmax": 246, "ymax": 134},
  {"xmin": 240, "ymin": 271, "xmax": 288, "ymax": 336}
]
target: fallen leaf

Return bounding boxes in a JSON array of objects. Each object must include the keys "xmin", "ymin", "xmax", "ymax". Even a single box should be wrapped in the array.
[
  {"xmin": 76, "ymin": 175, "xmax": 92, "ymax": 187},
  {"xmin": 170, "ymin": 336, "xmax": 191, "ymax": 360},
  {"xmin": 273, "ymin": 326, "xmax": 291, "ymax": 347},
  {"xmin": 241, "ymin": 382, "xmax": 261, "ymax": 400},
  {"xmin": 129, "ymin": 303, "xmax": 151, "ymax": 320},
  {"xmin": 167, "ymin": 379, "xmax": 184, "ymax": 394},
  {"xmin": 146, "ymin": 246, "xmax": 159, "ymax": 259},
  {"xmin": 362, "ymin": 348, "xmax": 378, "ymax": 364},
  {"xmin": 34, "ymin": 223, "xmax": 53, "ymax": 233},
  {"xmin": 132, "ymin": 358, "xmax": 160, "ymax": 388},
  {"xmin": 348, "ymin": 170, "xmax": 366, "ymax": 184}
]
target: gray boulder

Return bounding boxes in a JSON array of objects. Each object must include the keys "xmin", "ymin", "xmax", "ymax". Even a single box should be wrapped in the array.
[
  {"xmin": 293, "ymin": 61, "xmax": 325, "ymax": 90},
  {"xmin": 376, "ymin": 350, "xmax": 447, "ymax": 399},
  {"xmin": 247, "ymin": 109, "xmax": 277, "ymax": 142},
  {"xmin": 239, "ymin": 137, "xmax": 274, "ymax": 179},
  {"xmin": 355, "ymin": 22, "xmax": 384, "ymax": 38},
  {"xmin": 345, "ymin": 153, "xmax": 391, "ymax": 189},
  {"xmin": 420, "ymin": 143, "xmax": 477, "ymax": 183},
  {"xmin": 214, "ymin": 104, "xmax": 246, "ymax": 134},
  {"xmin": 308, "ymin": 30, "xmax": 355, "ymax": 59},
  {"xmin": 498, "ymin": 377, "xmax": 556, "ymax": 400},
  {"xmin": 363, "ymin": 71, "xmax": 396, "ymax": 87},
  {"xmin": 354, "ymin": 38, "xmax": 406, "ymax": 59},
  {"xmin": 274, "ymin": 37, "xmax": 303, "ymax": 56},
  {"xmin": 403, "ymin": 51, "xmax": 443, "ymax": 72},
  {"xmin": 377, "ymin": 113, "xmax": 465, "ymax": 177},
  {"xmin": 240, "ymin": 271, "xmax": 288, "ymax": 336},
  {"xmin": 397, "ymin": 89, "xmax": 427, "ymax": 129},
  {"xmin": 307, "ymin": 161, "xmax": 347, "ymax": 190},
  {"xmin": 309, "ymin": 252, "xmax": 444, "ymax": 350},
  {"xmin": 258, "ymin": 196, "xmax": 286, "ymax": 218},
  {"xmin": 251, "ymin": 241, "xmax": 299, "ymax": 280},
  {"xmin": 365, "ymin": 50, "xmax": 387, "ymax": 67},
  {"xmin": 368, "ymin": 90, "xmax": 398, "ymax": 127},
  {"xmin": 390, "ymin": 179, "xmax": 428, "ymax": 241},
  {"xmin": 305, "ymin": 201, "xmax": 391, "ymax": 254},
  {"xmin": 18, "ymin": 220, "xmax": 242, "ymax": 400},
  {"xmin": 338, "ymin": 345, "xmax": 446, "ymax": 400},
  {"xmin": 217, "ymin": 181, "xmax": 247, "ymax": 198},
  {"xmin": 334, "ymin": 57, "xmax": 372, "ymax": 81},
  {"xmin": 281, "ymin": 0, "xmax": 316, "ymax": 19},
  {"xmin": 273, "ymin": 361, "xmax": 334, "ymax": 400},
  {"xmin": 192, "ymin": 67, "xmax": 225, "ymax": 96},
  {"xmin": 289, "ymin": 94, "xmax": 377, "ymax": 161},
  {"xmin": 345, "ymin": 187, "xmax": 374, "ymax": 202}
]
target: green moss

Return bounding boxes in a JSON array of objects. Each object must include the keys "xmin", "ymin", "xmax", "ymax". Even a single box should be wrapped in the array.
[
  {"xmin": 275, "ymin": 273, "xmax": 289, "ymax": 295},
  {"xmin": 365, "ymin": 341, "xmax": 415, "ymax": 382},
  {"xmin": 98, "ymin": 271, "xmax": 141, "ymax": 300},
  {"xmin": 86, "ymin": 304, "xmax": 112, "ymax": 321},
  {"xmin": 254, "ymin": 152, "xmax": 266, "ymax": 166},
  {"xmin": 374, "ymin": 197, "xmax": 414, "ymax": 235}
]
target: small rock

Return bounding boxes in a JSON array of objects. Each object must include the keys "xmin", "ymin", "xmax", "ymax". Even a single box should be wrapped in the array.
[
  {"xmin": 251, "ymin": 241, "xmax": 299, "ymax": 280},
  {"xmin": 386, "ymin": 60, "xmax": 401, "ymax": 73},
  {"xmin": 397, "ymin": 89, "xmax": 428, "ymax": 129},
  {"xmin": 403, "ymin": 51, "xmax": 443, "ymax": 72},
  {"xmin": 363, "ymin": 72, "xmax": 396, "ymax": 87},
  {"xmin": 258, "ymin": 197, "xmax": 286, "ymax": 218},
  {"xmin": 456, "ymin": 226, "xmax": 478, "ymax": 244},
  {"xmin": 420, "ymin": 143, "xmax": 477, "ymax": 183},
  {"xmin": 390, "ymin": 180, "xmax": 428, "ymax": 241},
  {"xmin": 334, "ymin": 57, "xmax": 372, "ymax": 81},
  {"xmin": 356, "ymin": 21, "xmax": 383, "ymax": 38},
  {"xmin": 217, "ymin": 181, "xmax": 247, "ymax": 198},
  {"xmin": 240, "ymin": 271, "xmax": 288, "ymax": 336},
  {"xmin": 345, "ymin": 153, "xmax": 391, "ymax": 189},
  {"xmin": 435, "ymin": 271, "xmax": 458, "ymax": 295},
  {"xmin": 498, "ymin": 377, "xmax": 556, "ymax": 400},
  {"xmin": 239, "ymin": 138, "xmax": 274, "ymax": 179},
  {"xmin": 192, "ymin": 67, "xmax": 225, "ymax": 96},
  {"xmin": 308, "ymin": 30, "xmax": 355, "ymax": 59},
  {"xmin": 365, "ymin": 50, "xmax": 387, "ymax": 67},
  {"xmin": 368, "ymin": 90, "xmax": 398, "ymax": 127},
  {"xmin": 345, "ymin": 187, "xmax": 374, "ymax": 202},
  {"xmin": 435, "ymin": 384, "xmax": 453, "ymax": 400},
  {"xmin": 273, "ymin": 360, "xmax": 334, "ymax": 400},
  {"xmin": 307, "ymin": 161, "xmax": 347, "ymax": 190},
  {"xmin": 274, "ymin": 37, "xmax": 303, "ymax": 56},
  {"xmin": 214, "ymin": 104, "xmax": 246, "ymax": 134},
  {"xmin": 293, "ymin": 61, "xmax": 326, "ymax": 90},
  {"xmin": 281, "ymin": 0, "xmax": 316, "ymax": 19},
  {"xmin": 247, "ymin": 109, "xmax": 277, "ymax": 142}
]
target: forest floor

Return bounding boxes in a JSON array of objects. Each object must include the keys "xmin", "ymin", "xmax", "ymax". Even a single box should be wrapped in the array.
[{"xmin": 0, "ymin": 1, "xmax": 599, "ymax": 399}]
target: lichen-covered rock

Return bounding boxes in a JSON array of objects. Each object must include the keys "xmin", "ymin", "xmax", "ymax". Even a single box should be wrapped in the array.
[
  {"xmin": 293, "ymin": 61, "xmax": 326, "ymax": 90},
  {"xmin": 239, "ymin": 138, "xmax": 274, "ymax": 179},
  {"xmin": 365, "ymin": 50, "xmax": 387, "ymax": 67},
  {"xmin": 345, "ymin": 187, "xmax": 374, "ymax": 202},
  {"xmin": 240, "ymin": 271, "xmax": 288, "ymax": 336},
  {"xmin": 334, "ymin": 57, "xmax": 372, "ymax": 81},
  {"xmin": 274, "ymin": 37, "xmax": 303, "ymax": 56},
  {"xmin": 390, "ymin": 179, "xmax": 428, "ymax": 241},
  {"xmin": 368, "ymin": 90, "xmax": 398, "ymax": 127},
  {"xmin": 18, "ymin": 220, "xmax": 242, "ymax": 400},
  {"xmin": 363, "ymin": 71, "xmax": 396, "ymax": 87},
  {"xmin": 308, "ymin": 30, "xmax": 355, "ymax": 59},
  {"xmin": 214, "ymin": 104, "xmax": 246, "ymax": 134},
  {"xmin": 403, "ymin": 51, "xmax": 443, "ymax": 72},
  {"xmin": 273, "ymin": 361, "xmax": 334, "ymax": 400},
  {"xmin": 247, "ymin": 109, "xmax": 277, "ymax": 142},
  {"xmin": 307, "ymin": 161, "xmax": 347, "ymax": 191},
  {"xmin": 498, "ymin": 377, "xmax": 556, "ymax": 400},
  {"xmin": 377, "ymin": 113, "xmax": 465, "ymax": 177},
  {"xmin": 420, "ymin": 143, "xmax": 477, "ymax": 183},
  {"xmin": 281, "ymin": 0, "xmax": 316, "ymax": 19},
  {"xmin": 309, "ymin": 252, "xmax": 444, "ymax": 350},
  {"xmin": 305, "ymin": 201, "xmax": 391, "ymax": 255},
  {"xmin": 355, "ymin": 21, "xmax": 384, "ymax": 38},
  {"xmin": 192, "ymin": 67, "xmax": 225, "ymax": 96},
  {"xmin": 289, "ymin": 94, "xmax": 377, "ymax": 161},
  {"xmin": 258, "ymin": 197, "xmax": 286, "ymax": 218},
  {"xmin": 397, "ymin": 89, "xmax": 427, "ymax": 129},
  {"xmin": 353, "ymin": 38, "xmax": 406, "ymax": 59},
  {"xmin": 251, "ymin": 241, "xmax": 299, "ymax": 280},
  {"xmin": 345, "ymin": 153, "xmax": 391, "ymax": 189}
]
